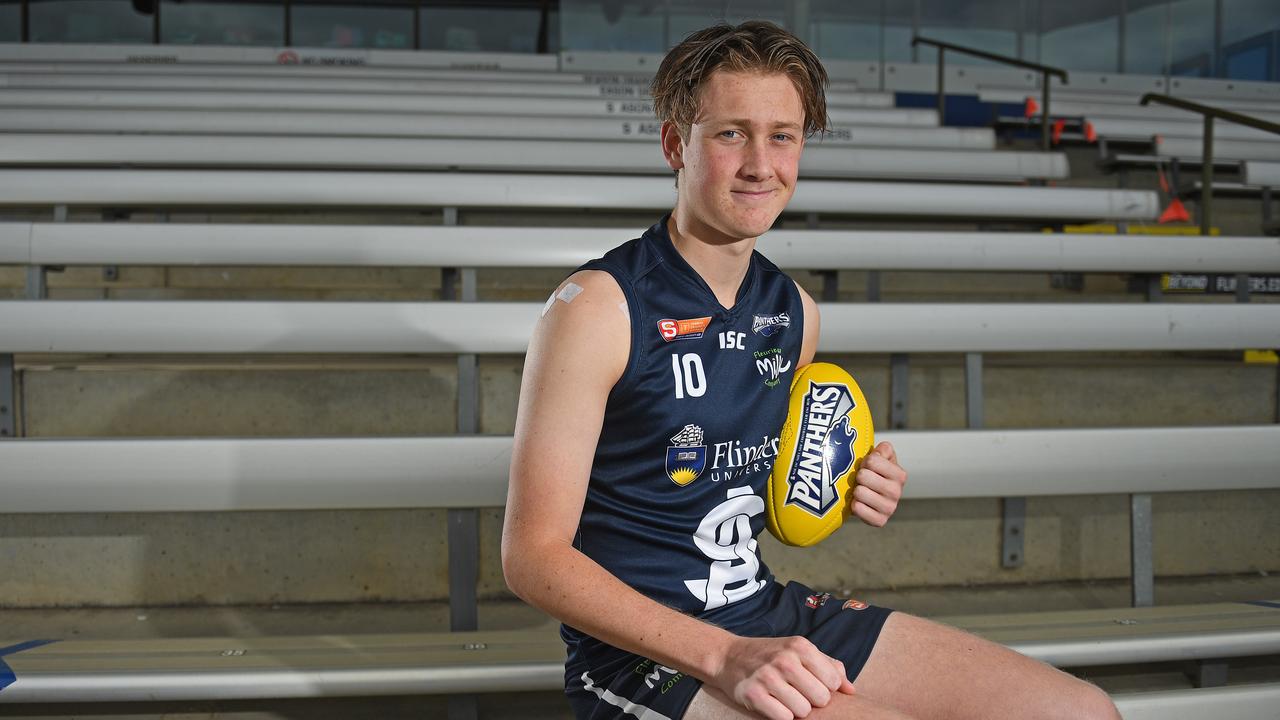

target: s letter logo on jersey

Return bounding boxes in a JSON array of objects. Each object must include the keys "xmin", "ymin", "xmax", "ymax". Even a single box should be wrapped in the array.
[
  {"xmin": 658, "ymin": 316, "xmax": 712, "ymax": 342},
  {"xmin": 785, "ymin": 382, "xmax": 858, "ymax": 518},
  {"xmin": 665, "ymin": 424, "xmax": 707, "ymax": 486},
  {"xmin": 684, "ymin": 486, "xmax": 768, "ymax": 611},
  {"xmin": 751, "ymin": 313, "xmax": 790, "ymax": 337}
]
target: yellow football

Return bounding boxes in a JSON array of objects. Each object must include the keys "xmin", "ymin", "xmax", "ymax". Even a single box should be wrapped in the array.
[{"xmin": 766, "ymin": 362, "xmax": 875, "ymax": 547}]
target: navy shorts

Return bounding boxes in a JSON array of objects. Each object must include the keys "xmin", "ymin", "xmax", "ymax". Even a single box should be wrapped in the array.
[{"xmin": 564, "ymin": 581, "xmax": 893, "ymax": 720}]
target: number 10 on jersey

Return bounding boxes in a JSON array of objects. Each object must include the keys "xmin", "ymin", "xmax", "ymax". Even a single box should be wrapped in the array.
[{"xmin": 671, "ymin": 353, "xmax": 707, "ymax": 399}]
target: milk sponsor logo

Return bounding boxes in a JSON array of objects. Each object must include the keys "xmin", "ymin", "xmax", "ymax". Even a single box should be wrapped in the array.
[
  {"xmin": 753, "ymin": 347, "xmax": 791, "ymax": 387},
  {"xmin": 785, "ymin": 382, "xmax": 858, "ymax": 518}
]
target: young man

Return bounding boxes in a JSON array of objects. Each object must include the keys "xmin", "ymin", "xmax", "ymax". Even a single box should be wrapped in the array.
[{"xmin": 503, "ymin": 21, "xmax": 1121, "ymax": 720}]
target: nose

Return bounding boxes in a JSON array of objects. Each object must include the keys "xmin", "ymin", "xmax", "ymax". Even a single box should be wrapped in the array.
[{"xmin": 738, "ymin": 136, "xmax": 773, "ymax": 183}]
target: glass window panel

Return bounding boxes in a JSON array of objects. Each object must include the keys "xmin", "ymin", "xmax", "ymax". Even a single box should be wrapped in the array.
[
  {"xmin": 1167, "ymin": 0, "xmax": 1213, "ymax": 76},
  {"xmin": 0, "ymin": 1, "xmax": 20, "ymax": 42},
  {"xmin": 809, "ymin": 0, "xmax": 880, "ymax": 62},
  {"xmin": 29, "ymin": 0, "xmax": 154, "ymax": 44},
  {"xmin": 1037, "ymin": 0, "xmax": 1119, "ymax": 73},
  {"xmin": 917, "ymin": 0, "xmax": 1020, "ymax": 67},
  {"xmin": 559, "ymin": 0, "xmax": 665, "ymax": 52},
  {"xmin": 1022, "ymin": 0, "xmax": 1039, "ymax": 62},
  {"xmin": 1122, "ymin": 0, "xmax": 1168, "ymax": 75},
  {"xmin": 0, "ymin": 0, "xmax": 18, "ymax": 41},
  {"xmin": 560, "ymin": 0, "xmax": 790, "ymax": 55},
  {"xmin": 1223, "ymin": 40, "xmax": 1270, "ymax": 81},
  {"xmin": 421, "ymin": 5, "xmax": 548, "ymax": 53},
  {"xmin": 1222, "ymin": 0, "xmax": 1280, "ymax": 80},
  {"xmin": 667, "ymin": 0, "xmax": 786, "ymax": 45},
  {"xmin": 160, "ymin": 1, "xmax": 284, "ymax": 46},
  {"xmin": 291, "ymin": 2, "xmax": 414, "ymax": 49},
  {"xmin": 881, "ymin": 1, "xmax": 914, "ymax": 63}
]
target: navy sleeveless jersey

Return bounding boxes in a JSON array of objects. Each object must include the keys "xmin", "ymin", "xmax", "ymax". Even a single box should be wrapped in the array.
[{"xmin": 563, "ymin": 216, "xmax": 805, "ymax": 659}]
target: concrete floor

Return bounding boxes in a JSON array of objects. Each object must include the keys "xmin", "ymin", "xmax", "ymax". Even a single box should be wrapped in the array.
[{"xmin": 2, "ymin": 573, "xmax": 1278, "ymax": 719}]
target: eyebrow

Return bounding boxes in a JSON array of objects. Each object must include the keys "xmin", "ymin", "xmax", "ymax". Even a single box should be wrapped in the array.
[{"xmin": 710, "ymin": 118, "xmax": 804, "ymax": 131}]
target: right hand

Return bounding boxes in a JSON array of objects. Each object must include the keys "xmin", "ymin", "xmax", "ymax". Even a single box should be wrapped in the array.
[{"xmin": 711, "ymin": 635, "xmax": 855, "ymax": 719}]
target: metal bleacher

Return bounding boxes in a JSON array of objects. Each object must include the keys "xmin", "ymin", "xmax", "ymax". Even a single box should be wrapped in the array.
[{"xmin": 1, "ymin": 46, "xmax": 1279, "ymax": 718}]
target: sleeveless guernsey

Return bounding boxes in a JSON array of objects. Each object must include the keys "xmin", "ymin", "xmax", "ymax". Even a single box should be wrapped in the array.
[{"xmin": 563, "ymin": 216, "xmax": 805, "ymax": 661}]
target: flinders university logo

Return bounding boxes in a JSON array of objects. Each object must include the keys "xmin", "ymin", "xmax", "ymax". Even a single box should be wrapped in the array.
[
  {"xmin": 785, "ymin": 383, "xmax": 858, "ymax": 517},
  {"xmin": 666, "ymin": 424, "xmax": 707, "ymax": 486}
]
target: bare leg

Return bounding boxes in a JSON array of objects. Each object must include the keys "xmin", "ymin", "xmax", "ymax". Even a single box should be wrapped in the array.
[
  {"xmin": 852, "ymin": 612, "xmax": 1120, "ymax": 720},
  {"xmin": 686, "ymin": 682, "xmax": 918, "ymax": 720}
]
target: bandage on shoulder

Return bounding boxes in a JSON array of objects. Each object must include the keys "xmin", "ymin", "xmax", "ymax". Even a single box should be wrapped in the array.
[{"xmin": 541, "ymin": 281, "xmax": 584, "ymax": 317}]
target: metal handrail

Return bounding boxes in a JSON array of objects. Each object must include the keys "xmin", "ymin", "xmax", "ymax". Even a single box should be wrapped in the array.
[
  {"xmin": 913, "ymin": 36, "xmax": 1069, "ymax": 151},
  {"xmin": 1140, "ymin": 94, "xmax": 1280, "ymax": 236}
]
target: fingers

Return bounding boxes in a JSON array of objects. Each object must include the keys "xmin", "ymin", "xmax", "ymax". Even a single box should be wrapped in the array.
[
  {"xmin": 743, "ymin": 688, "xmax": 795, "ymax": 720},
  {"xmin": 852, "ymin": 446, "xmax": 907, "ymax": 528},
  {"xmin": 859, "ymin": 452, "xmax": 907, "ymax": 491},
  {"xmin": 725, "ymin": 636, "xmax": 852, "ymax": 719},
  {"xmin": 838, "ymin": 674, "xmax": 857, "ymax": 695},
  {"xmin": 872, "ymin": 440, "xmax": 897, "ymax": 463}
]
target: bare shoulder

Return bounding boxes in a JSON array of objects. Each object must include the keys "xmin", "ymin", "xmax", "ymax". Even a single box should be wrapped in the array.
[
  {"xmin": 528, "ymin": 268, "xmax": 631, "ymax": 394},
  {"xmin": 793, "ymin": 279, "xmax": 820, "ymax": 367},
  {"xmin": 793, "ymin": 279, "xmax": 819, "ymax": 315}
]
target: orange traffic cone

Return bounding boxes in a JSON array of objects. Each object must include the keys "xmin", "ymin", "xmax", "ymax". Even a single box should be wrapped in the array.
[
  {"xmin": 1052, "ymin": 119, "xmax": 1066, "ymax": 144},
  {"xmin": 1158, "ymin": 198, "xmax": 1191, "ymax": 224},
  {"xmin": 1024, "ymin": 97, "xmax": 1039, "ymax": 117},
  {"xmin": 1156, "ymin": 164, "xmax": 1191, "ymax": 224}
]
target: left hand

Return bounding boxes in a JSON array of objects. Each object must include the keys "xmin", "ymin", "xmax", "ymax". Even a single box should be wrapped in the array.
[{"xmin": 851, "ymin": 441, "xmax": 906, "ymax": 528}]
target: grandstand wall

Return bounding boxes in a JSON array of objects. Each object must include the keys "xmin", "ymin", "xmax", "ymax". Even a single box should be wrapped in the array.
[{"xmin": 1, "ymin": 159, "xmax": 1276, "ymax": 608}]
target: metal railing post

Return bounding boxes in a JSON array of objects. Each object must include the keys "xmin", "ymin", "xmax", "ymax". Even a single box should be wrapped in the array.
[
  {"xmin": 1041, "ymin": 71, "xmax": 1052, "ymax": 151},
  {"xmin": 911, "ymin": 35, "xmax": 1068, "ymax": 144},
  {"xmin": 936, "ymin": 48, "xmax": 946, "ymax": 123},
  {"xmin": 1201, "ymin": 115, "xmax": 1214, "ymax": 237}
]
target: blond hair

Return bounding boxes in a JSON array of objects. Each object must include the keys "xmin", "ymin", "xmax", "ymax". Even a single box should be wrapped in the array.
[{"xmin": 650, "ymin": 20, "xmax": 830, "ymax": 140}]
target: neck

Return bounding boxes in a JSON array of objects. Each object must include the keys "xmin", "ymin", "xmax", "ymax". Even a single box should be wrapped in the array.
[{"xmin": 666, "ymin": 210, "xmax": 756, "ymax": 309}]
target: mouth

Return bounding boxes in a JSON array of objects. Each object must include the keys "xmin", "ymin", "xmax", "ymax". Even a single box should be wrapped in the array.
[{"xmin": 731, "ymin": 189, "xmax": 776, "ymax": 201}]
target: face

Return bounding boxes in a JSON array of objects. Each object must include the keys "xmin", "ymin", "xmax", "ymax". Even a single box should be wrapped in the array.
[{"xmin": 661, "ymin": 70, "xmax": 806, "ymax": 242}]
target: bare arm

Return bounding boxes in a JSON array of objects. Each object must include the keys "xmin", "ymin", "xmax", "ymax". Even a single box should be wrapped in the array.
[
  {"xmin": 502, "ymin": 270, "xmax": 734, "ymax": 676},
  {"xmin": 796, "ymin": 280, "xmax": 820, "ymax": 368},
  {"xmin": 503, "ymin": 270, "xmax": 850, "ymax": 719}
]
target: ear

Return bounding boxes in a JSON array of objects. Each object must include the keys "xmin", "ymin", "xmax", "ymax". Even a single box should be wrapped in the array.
[{"xmin": 659, "ymin": 120, "xmax": 686, "ymax": 172}]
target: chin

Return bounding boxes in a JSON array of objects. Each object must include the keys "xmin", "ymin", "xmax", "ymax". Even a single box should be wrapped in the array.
[{"xmin": 731, "ymin": 210, "xmax": 783, "ymax": 238}]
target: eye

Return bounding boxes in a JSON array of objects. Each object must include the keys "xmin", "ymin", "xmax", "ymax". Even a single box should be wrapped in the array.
[
  {"xmin": 772, "ymin": 133, "xmax": 795, "ymax": 143},
  {"xmin": 719, "ymin": 129, "xmax": 742, "ymax": 139}
]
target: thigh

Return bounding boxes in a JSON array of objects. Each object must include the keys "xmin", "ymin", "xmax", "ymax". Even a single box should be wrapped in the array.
[
  {"xmin": 686, "ymin": 682, "xmax": 916, "ymax": 720},
  {"xmin": 852, "ymin": 612, "xmax": 1120, "ymax": 720}
]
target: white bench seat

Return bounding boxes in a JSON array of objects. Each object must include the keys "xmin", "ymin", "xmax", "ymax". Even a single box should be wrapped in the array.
[
  {"xmin": 0, "ymin": 133, "xmax": 1067, "ymax": 183},
  {"xmin": 1243, "ymin": 161, "xmax": 1280, "ymax": 187},
  {"xmin": 0, "ymin": 109, "xmax": 995, "ymax": 150},
  {"xmin": 0, "ymin": 170, "xmax": 1160, "ymax": 221},
  {"xmin": 4, "ymin": 223, "xmax": 1277, "ymax": 272},
  {"xmin": 1089, "ymin": 117, "xmax": 1277, "ymax": 143},
  {"xmin": 1, "ymin": 601, "xmax": 1275, "ymax": 703},
  {"xmin": 3, "ymin": 428, "xmax": 1278, "ymax": 514},
  {"xmin": 1157, "ymin": 136, "xmax": 1280, "ymax": 163},
  {"xmin": 0, "ymin": 89, "xmax": 939, "ymax": 126},
  {"xmin": 978, "ymin": 87, "xmax": 1280, "ymax": 116},
  {"xmin": 0, "ymin": 71, "xmax": 892, "ymax": 108},
  {"xmin": 3, "ymin": 301, "xmax": 1277, "ymax": 355}
]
